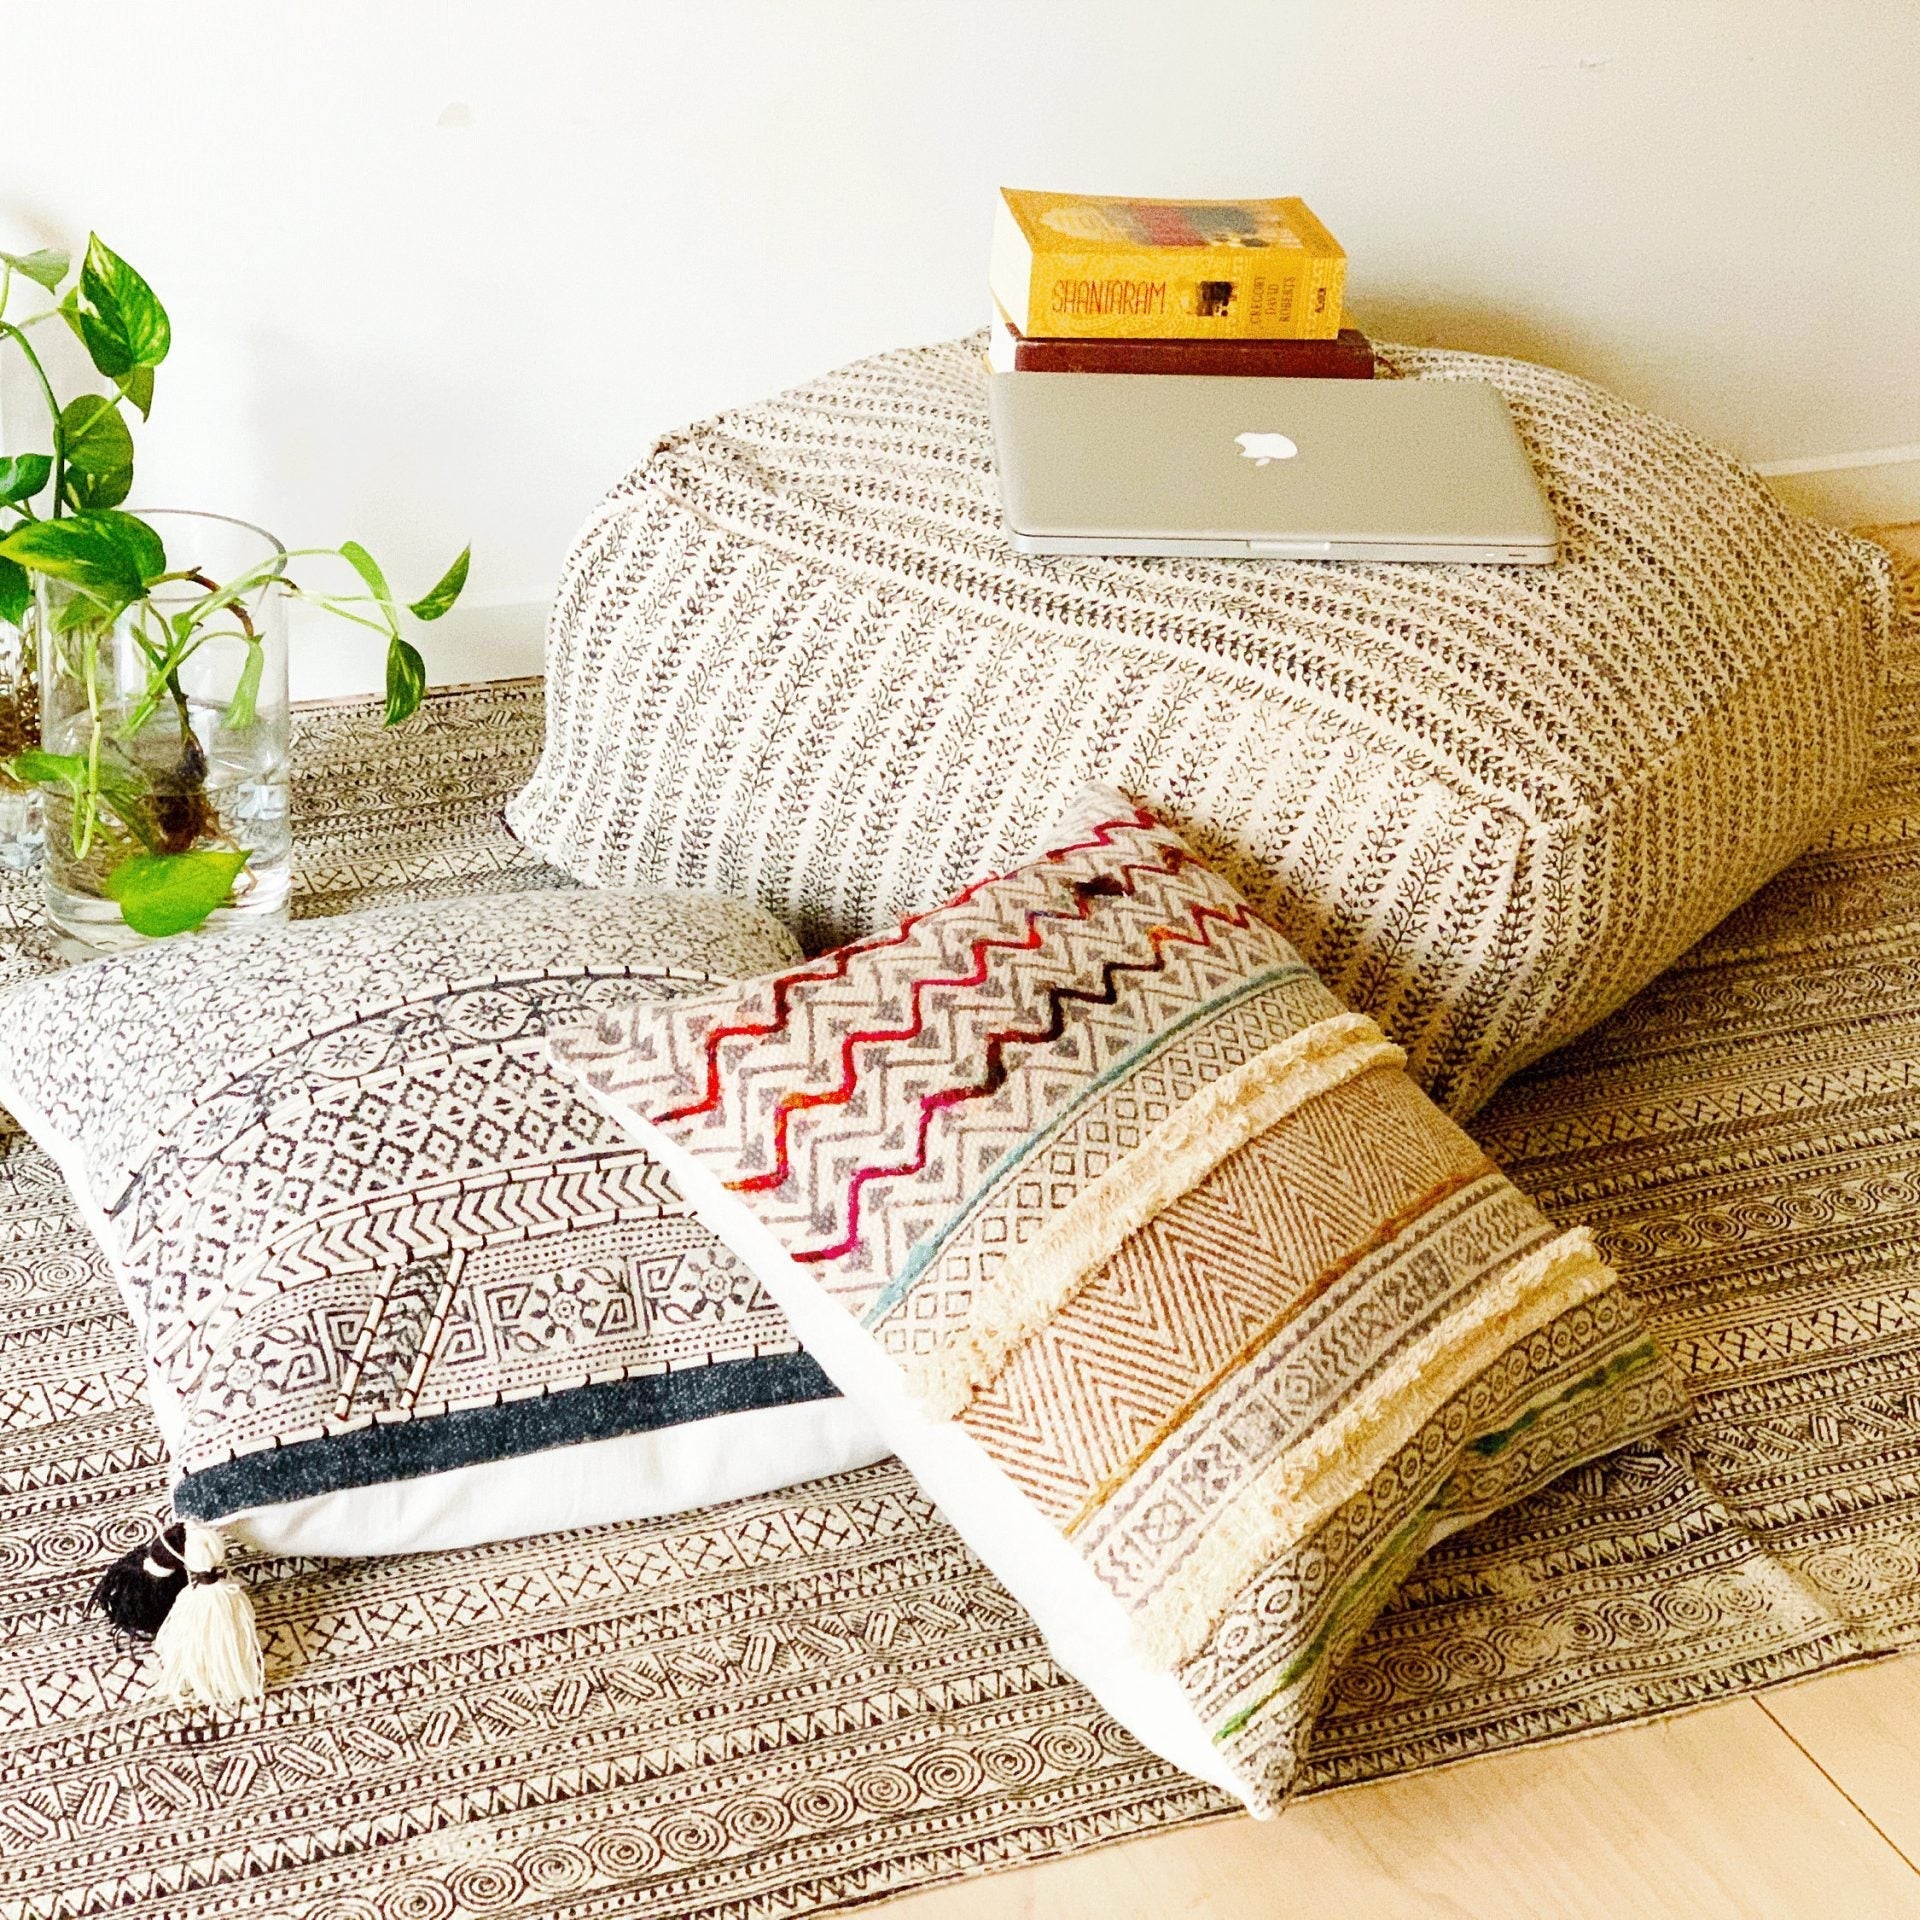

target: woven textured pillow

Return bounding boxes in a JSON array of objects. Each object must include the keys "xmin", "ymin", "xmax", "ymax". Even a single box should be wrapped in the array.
[
  {"xmin": 508, "ymin": 336, "xmax": 1895, "ymax": 1116},
  {"xmin": 0, "ymin": 890, "xmax": 884, "ymax": 1559},
  {"xmin": 549, "ymin": 789, "xmax": 1688, "ymax": 1816}
]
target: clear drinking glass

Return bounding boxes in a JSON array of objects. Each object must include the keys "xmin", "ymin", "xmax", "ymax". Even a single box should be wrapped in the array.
[{"xmin": 35, "ymin": 510, "xmax": 291, "ymax": 951}]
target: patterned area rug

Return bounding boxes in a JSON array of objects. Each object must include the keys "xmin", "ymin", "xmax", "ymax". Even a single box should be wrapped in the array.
[{"xmin": 5, "ymin": 582, "xmax": 1920, "ymax": 1916}]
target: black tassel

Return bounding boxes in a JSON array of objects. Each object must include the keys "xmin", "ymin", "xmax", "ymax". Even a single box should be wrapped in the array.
[{"xmin": 91, "ymin": 1521, "xmax": 190, "ymax": 1641}]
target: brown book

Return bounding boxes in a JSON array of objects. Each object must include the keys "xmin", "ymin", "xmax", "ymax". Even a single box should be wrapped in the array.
[{"xmin": 989, "ymin": 309, "xmax": 1374, "ymax": 378}]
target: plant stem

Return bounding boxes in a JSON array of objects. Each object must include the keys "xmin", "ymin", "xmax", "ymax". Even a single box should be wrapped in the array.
[
  {"xmin": 177, "ymin": 570, "xmax": 259, "ymax": 644},
  {"xmin": 281, "ymin": 589, "xmax": 393, "ymax": 637},
  {"xmin": 0, "ymin": 320, "xmax": 65, "ymax": 516},
  {"xmin": 75, "ymin": 627, "xmax": 102, "ymax": 858}
]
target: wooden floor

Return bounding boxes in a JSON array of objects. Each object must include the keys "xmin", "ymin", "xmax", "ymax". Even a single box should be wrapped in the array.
[
  {"xmin": 883, "ymin": 525, "xmax": 1920, "ymax": 1919},
  {"xmin": 879, "ymin": 1658, "xmax": 1920, "ymax": 1919}
]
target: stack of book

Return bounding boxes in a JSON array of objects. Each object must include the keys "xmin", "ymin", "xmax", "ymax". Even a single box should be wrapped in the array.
[{"xmin": 987, "ymin": 188, "xmax": 1371, "ymax": 379}]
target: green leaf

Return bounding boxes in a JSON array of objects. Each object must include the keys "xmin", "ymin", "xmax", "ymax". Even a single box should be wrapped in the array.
[
  {"xmin": 7, "ymin": 748, "xmax": 89, "ymax": 790},
  {"xmin": 0, "ymin": 556, "xmax": 27, "ymax": 627},
  {"xmin": 339, "ymin": 539, "xmax": 397, "ymax": 620},
  {"xmin": 58, "ymin": 393, "xmax": 135, "ymax": 507},
  {"xmin": 13, "ymin": 745, "xmax": 143, "ymax": 809},
  {"xmin": 223, "ymin": 642, "xmax": 265, "ymax": 730},
  {"xmin": 57, "ymin": 394, "xmax": 136, "ymax": 510},
  {"xmin": 384, "ymin": 636, "xmax": 427, "ymax": 727},
  {"xmin": 121, "ymin": 363, "xmax": 154, "ymax": 421},
  {"xmin": 0, "ymin": 509, "xmax": 167, "ymax": 612},
  {"xmin": 407, "ymin": 545, "xmax": 470, "ymax": 622},
  {"xmin": 63, "ymin": 462, "xmax": 133, "ymax": 511},
  {"xmin": 0, "ymin": 453, "xmax": 52, "ymax": 508},
  {"xmin": 2, "ymin": 248, "xmax": 69, "ymax": 293},
  {"xmin": 103, "ymin": 849, "xmax": 251, "ymax": 937},
  {"xmin": 74, "ymin": 306, "xmax": 131, "ymax": 381},
  {"xmin": 60, "ymin": 395, "xmax": 134, "ymax": 475},
  {"xmin": 74, "ymin": 234, "xmax": 170, "ymax": 379},
  {"xmin": 2, "ymin": 750, "xmax": 148, "ymax": 843}
]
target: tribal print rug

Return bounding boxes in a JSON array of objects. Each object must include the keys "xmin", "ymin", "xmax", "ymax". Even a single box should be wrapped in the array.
[{"xmin": 6, "ymin": 563, "xmax": 1920, "ymax": 1918}]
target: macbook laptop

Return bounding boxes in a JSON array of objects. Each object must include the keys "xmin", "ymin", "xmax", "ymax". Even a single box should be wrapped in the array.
[{"xmin": 989, "ymin": 372, "xmax": 1559, "ymax": 563}]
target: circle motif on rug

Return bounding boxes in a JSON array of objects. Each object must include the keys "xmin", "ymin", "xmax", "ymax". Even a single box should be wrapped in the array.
[
  {"xmin": 978, "ymin": 1739, "xmax": 1045, "ymax": 1789},
  {"xmin": 723, "ymin": 1794, "xmax": 792, "ymax": 1846},
  {"xmin": 910, "ymin": 1746, "xmax": 984, "ymax": 1801},
  {"xmin": 379, "ymin": 1882, "xmax": 455, "ymax": 1920},
  {"xmin": 849, "ymin": 1762, "xmax": 917, "ymax": 1814},
  {"xmin": 443, "ymin": 1862, "xmax": 521, "ymax": 1914},
  {"xmin": 657, "ymin": 1809, "xmax": 728, "ymax": 1864},
  {"xmin": 518, "ymin": 1839, "xmax": 593, "ymax": 1893},
  {"xmin": 587, "ymin": 1827, "xmax": 663, "ymax": 1879},
  {"xmin": 1035, "ymin": 1724, "xmax": 1100, "ymax": 1773},
  {"xmin": 789, "ymin": 1779, "xmax": 856, "ymax": 1831}
]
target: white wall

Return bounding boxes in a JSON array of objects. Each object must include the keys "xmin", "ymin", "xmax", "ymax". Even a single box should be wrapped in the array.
[{"xmin": 4, "ymin": 1, "xmax": 1915, "ymax": 695}]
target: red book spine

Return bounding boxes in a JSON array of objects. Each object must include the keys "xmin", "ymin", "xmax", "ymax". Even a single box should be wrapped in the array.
[{"xmin": 1009, "ymin": 325, "xmax": 1375, "ymax": 378}]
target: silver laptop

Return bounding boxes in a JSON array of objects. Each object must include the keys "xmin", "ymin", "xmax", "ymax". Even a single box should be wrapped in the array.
[{"xmin": 989, "ymin": 372, "xmax": 1558, "ymax": 563}]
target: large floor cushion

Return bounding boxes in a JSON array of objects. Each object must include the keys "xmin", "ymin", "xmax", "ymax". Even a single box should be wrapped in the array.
[{"xmin": 507, "ymin": 338, "xmax": 1896, "ymax": 1114}]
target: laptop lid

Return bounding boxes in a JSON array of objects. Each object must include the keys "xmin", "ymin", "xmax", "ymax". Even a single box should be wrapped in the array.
[{"xmin": 989, "ymin": 372, "xmax": 1559, "ymax": 563}]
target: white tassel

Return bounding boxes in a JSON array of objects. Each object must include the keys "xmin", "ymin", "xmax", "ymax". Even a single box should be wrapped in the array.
[{"xmin": 151, "ymin": 1522, "xmax": 265, "ymax": 1706}]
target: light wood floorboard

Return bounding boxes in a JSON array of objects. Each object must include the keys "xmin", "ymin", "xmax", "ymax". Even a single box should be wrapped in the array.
[
  {"xmin": 878, "ymin": 1692, "xmax": 1920, "ymax": 1919},
  {"xmin": 1762, "ymin": 1655, "xmax": 1920, "ymax": 1869}
]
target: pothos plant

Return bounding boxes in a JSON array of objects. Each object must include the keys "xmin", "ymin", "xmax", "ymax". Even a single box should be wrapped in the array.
[{"xmin": 0, "ymin": 235, "xmax": 468, "ymax": 934}]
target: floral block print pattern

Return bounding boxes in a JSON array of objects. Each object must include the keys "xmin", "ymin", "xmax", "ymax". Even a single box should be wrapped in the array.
[
  {"xmin": 0, "ymin": 890, "xmax": 886, "ymax": 1545},
  {"xmin": 550, "ymin": 789, "xmax": 1688, "ymax": 1815}
]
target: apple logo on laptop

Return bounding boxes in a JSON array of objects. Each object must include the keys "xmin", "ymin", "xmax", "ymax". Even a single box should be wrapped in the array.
[{"xmin": 1236, "ymin": 430, "xmax": 1299, "ymax": 468}]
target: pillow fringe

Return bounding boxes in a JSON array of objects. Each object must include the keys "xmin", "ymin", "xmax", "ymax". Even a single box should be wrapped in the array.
[
  {"xmin": 913, "ymin": 1012, "xmax": 1403, "ymax": 1419},
  {"xmin": 1124, "ymin": 1227, "xmax": 1621, "ymax": 1667}
]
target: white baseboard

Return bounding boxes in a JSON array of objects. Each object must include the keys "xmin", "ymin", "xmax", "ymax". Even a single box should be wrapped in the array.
[
  {"xmin": 1756, "ymin": 444, "xmax": 1920, "ymax": 527},
  {"xmin": 289, "ymin": 600, "xmax": 547, "ymax": 703}
]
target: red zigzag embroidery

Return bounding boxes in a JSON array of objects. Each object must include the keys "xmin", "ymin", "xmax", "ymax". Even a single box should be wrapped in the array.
[
  {"xmin": 727, "ymin": 848, "xmax": 1264, "ymax": 1264},
  {"xmin": 656, "ymin": 809, "xmax": 1157, "ymax": 1127}
]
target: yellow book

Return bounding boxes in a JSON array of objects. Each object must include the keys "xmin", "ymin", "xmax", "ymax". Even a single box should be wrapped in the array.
[{"xmin": 990, "ymin": 189, "xmax": 1345, "ymax": 341}]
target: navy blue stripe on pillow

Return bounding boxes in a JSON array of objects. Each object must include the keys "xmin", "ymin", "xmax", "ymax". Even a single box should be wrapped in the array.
[{"xmin": 174, "ymin": 1350, "xmax": 838, "ymax": 1520}]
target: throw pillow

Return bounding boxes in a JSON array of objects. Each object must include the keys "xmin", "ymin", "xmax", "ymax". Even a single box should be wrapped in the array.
[
  {"xmin": 549, "ymin": 789, "xmax": 1688, "ymax": 1816},
  {"xmin": 0, "ymin": 889, "xmax": 887, "ymax": 1564},
  {"xmin": 509, "ymin": 335, "xmax": 1896, "ymax": 1115}
]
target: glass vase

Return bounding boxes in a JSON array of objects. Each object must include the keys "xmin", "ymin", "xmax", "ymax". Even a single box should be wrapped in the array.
[
  {"xmin": 35, "ymin": 510, "xmax": 291, "ymax": 951},
  {"xmin": 0, "ymin": 609, "xmax": 41, "ymax": 869}
]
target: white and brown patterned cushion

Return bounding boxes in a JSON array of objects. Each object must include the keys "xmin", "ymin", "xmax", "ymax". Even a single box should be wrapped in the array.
[
  {"xmin": 548, "ymin": 790, "xmax": 1688, "ymax": 1816},
  {"xmin": 507, "ymin": 336, "xmax": 1895, "ymax": 1116},
  {"xmin": 0, "ymin": 889, "xmax": 884, "ymax": 1556}
]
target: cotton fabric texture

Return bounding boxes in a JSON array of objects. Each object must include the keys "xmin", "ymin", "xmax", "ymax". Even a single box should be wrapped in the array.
[
  {"xmin": 548, "ymin": 790, "xmax": 1688, "ymax": 1815},
  {"xmin": 507, "ymin": 335, "xmax": 1896, "ymax": 1116},
  {"xmin": 0, "ymin": 889, "xmax": 885, "ymax": 1556}
]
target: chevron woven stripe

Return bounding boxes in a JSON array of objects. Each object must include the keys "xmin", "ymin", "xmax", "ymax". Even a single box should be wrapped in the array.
[
  {"xmin": 865, "ymin": 966, "xmax": 1343, "ymax": 1372},
  {"xmin": 955, "ymin": 1063, "xmax": 1496, "ymax": 1525}
]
